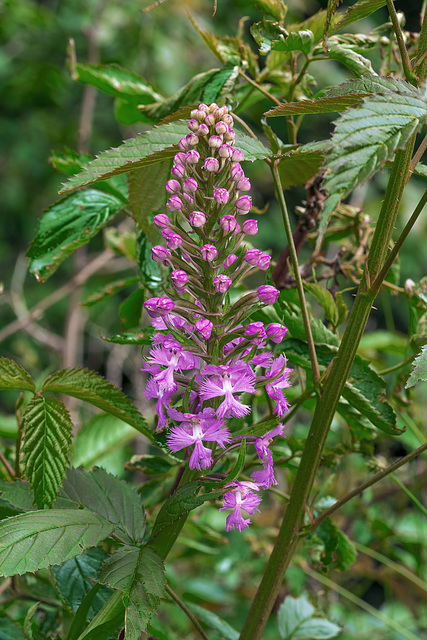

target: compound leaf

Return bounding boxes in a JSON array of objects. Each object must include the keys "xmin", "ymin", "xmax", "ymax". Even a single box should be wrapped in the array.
[
  {"xmin": 27, "ymin": 190, "xmax": 123, "ymax": 282},
  {"xmin": 41, "ymin": 367, "xmax": 153, "ymax": 442},
  {"xmin": 0, "ymin": 509, "xmax": 115, "ymax": 577},
  {"xmin": 22, "ymin": 396, "xmax": 73, "ymax": 509},
  {"xmin": 98, "ymin": 546, "xmax": 166, "ymax": 639}
]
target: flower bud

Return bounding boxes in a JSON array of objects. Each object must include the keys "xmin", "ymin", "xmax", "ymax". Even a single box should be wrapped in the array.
[
  {"xmin": 189, "ymin": 210, "xmax": 206, "ymax": 227},
  {"xmin": 266, "ymin": 323, "xmax": 288, "ymax": 343},
  {"xmin": 219, "ymin": 215, "xmax": 237, "ymax": 233},
  {"xmin": 201, "ymin": 244, "xmax": 218, "ymax": 261},
  {"xmin": 242, "ymin": 219, "xmax": 258, "ymax": 235},
  {"xmin": 186, "ymin": 132, "xmax": 199, "ymax": 147},
  {"xmin": 236, "ymin": 177, "xmax": 251, "ymax": 192},
  {"xmin": 166, "ymin": 195, "xmax": 183, "ymax": 212},
  {"xmin": 178, "ymin": 137, "xmax": 190, "ymax": 151},
  {"xmin": 185, "ymin": 150, "xmax": 200, "ymax": 165},
  {"xmin": 218, "ymin": 144, "xmax": 233, "ymax": 159},
  {"xmin": 187, "ymin": 119, "xmax": 199, "ymax": 132},
  {"xmin": 144, "ymin": 298, "xmax": 160, "ymax": 318},
  {"xmin": 215, "ymin": 121, "xmax": 228, "ymax": 135},
  {"xmin": 204, "ymin": 157, "xmax": 219, "ymax": 173},
  {"xmin": 196, "ymin": 109, "xmax": 207, "ymax": 122},
  {"xmin": 198, "ymin": 103, "xmax": 209, "ymax": 113},
  {"xmin": 198, "ymin": 123, "xmax": 209, "ymax": 136},
  {"xmin": 230, "ymin": 164, "xmax": 244, "ymax": 181},
  {"xmin": 208, "ymin": 103, "xmax": 218, "ymax": 113},
  {"xmin": 195, "ymin": 318, "xmax": 213, "ymax": 340},
  {"xmin": 223, "ymin": 254, "xmax": 238, "ymax": 268},
  {"xmin": 214, "ymin": 274, "xmax": 232, "ymax": 293},
  {"xmin": 205, "ymin": 113, "xmax": 216, "ymax": 126},
  {"xmin": 190, "ymin": 109, "xmax": 199, "ymax": 119},
  {"xmin": 258, "ymin": 252, "xmax": 271, "ymax": 271},
  {"xmin": 235, "ymin": 195, "xmax": 252, "ymax": 214},
  {"xmin": 214, "ymin": 188, "xmax": 229, "ymax": 204},
  {"xmin": 245, "ymin": 322, "xmax": 266, "ymax": 340},
  {"xmin": 161, "ymin": 228, "xmax": 173, "ymax": 239},
  {"xmin": 404, "ymin": 278, "xmax": 416, "ymax": 292},
  {"xmin": 153, "ymin": 214, "xmax": 170, "ymax": 229},
  {"xmin": 244, "ymin": 248, "xmax": 261, "ymax": 266},
  {"xmin": 223, "ymin": 128, "xmax": 235, "ymax": 143},
  {"xmin": 222, "ymin": 113, "xmax": 233, "ymax": 126},
  {"xmin": 152, "ymin": 245, "xmax": 171, "ymax": 262},
  {"xmin": 157, "ymin": 296, "xmax": 175, "ymax": 315},
  {"xmin": 165, "ymin": 179, "xmax": 181, "ymax": 194},
  {"xmin": 257, "ymin": 285, "xmax": 280, "ymax": 305},
  {"xmin": 231, "ymin": 148, "xmax": 244, "ymax": 162},
  {"xmin": 214, "ymin": 106, "xmax": 227, "ymax": 119},
  {"xmin": 171, "ymin": 269, "xmax": 189, "ymax": 288},
  {"xmin": 171, "ymin": 164, "xmax": 186, "ymax": 179},
  {"xmin": 209, "ymin": 135, "xmax": 223, "ymax": 149},
  {"xmin": 174, "ymin": 152, "xmax": 187, "ymax": 165},
  {"xmin": 166, "ymin": 233, "xmax": 183, "ymax": 251},
  {"xmin": 183, "ymin": 177, "xmax": 198, "ymax": 194}
]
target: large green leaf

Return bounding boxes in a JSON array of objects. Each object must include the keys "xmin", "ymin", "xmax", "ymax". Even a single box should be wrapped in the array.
[
  {"xmin": 0, "ymin": 616, "xmax": 26, "ymax": 640},
  {"xmin": 326, "ymin": 42, "xmax": 376, "ymax": 76},
  {"xmin": 278, "ymin": 307, "xmax": 339, "ymax": 346},
  {"xmin": 277, "ymin": 593, "xmax": 341, "ymax": 639},
  {"xmin": 405, "ymin": 345, "xmax": 427, "ymax": 389},
  {"xmin": 62, "ymin": 467, "xmax": 146, "ymax": 545},
  {"xmin": 26, "ymin": 190, "xmax": 123, "ymax": 282},
  {"xmin": 316, "ymin": 518, "xmax": 357, "ymax": 571},
  {"xmin": 330, "ymin": 0, "xmax": 387, "ymax": 34},
  {"xmin": 0, "ymin": 479, "xmax": 34, "ymax": 519},
  {"xmin": 319, "ymin": 87, "xmax": 427, "ymax": 246},
  {"xmin": 41, "ymin": 367, "xmax": 153, "ymax": 442},
  {"xmin": 52, "ymin": 548, "xmax": 112, "ymax": 617},
  {"xmin": 98, "ymin": 546, "xmax": 166, "ymax": 639},
  {"xmin": 0, "ymin": 509, "xmax": 115, "ymax": 577},
  {"xmin": 0, "ymin": 358, "xmax": 35, "ymax": 392},
  {"xmin": 128, "ymin": 160, "xmax": 170, "ymax": 232},
  {"xmin": 72, "ymin": 414, "xmax": 136, "ymax": 470},
  {"xmin": 71, "ymin": 62, "xmax": 163, "ymax": 102},
  {"xmin": 278, "ymin": 142, "xmax": 327, "ymax": 189},
  {"xmin": 22, "ymin": 396, "xmax": 73, "ymax": 509}
]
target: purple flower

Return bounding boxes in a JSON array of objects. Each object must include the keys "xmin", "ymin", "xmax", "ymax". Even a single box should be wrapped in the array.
[
  {"xmin": 209, "ymin": 135, "xmax": 223, "ymax": 149},
  {"xmin": 151, "ymin": 245, "xmax": 171, "ymax": 263},
  {"xmin": 214, "ymin": 275, "xmax": 232, "ymax": 293},
  {"xmin": 235, "ymin": 196, "xmax": 252, "ymax": 215},
  {"xmin": 230, "ymin": 164, "xmax": 244, "ymax": 181},
  {"xmin": 183, "ymin": 178, "xmax": 198, "ymax": 194},
  {"xmin": 157, "ymin": 297, "xmax": 175, "ymax": 316},
  {"xmin": 219, "ymin": 215, "xmax": 237, "ymax": 233},
  {"xmin": 145, "ymin": 376, "xmax": 175, "ymax": 430},
  {"xmin": 215, "ymin": 121, "xmax": 228, "ymax": 135},
  {"xmin": 200, "ymin": 363, "xmax": 256, "ymax": 418},
  {"xmin": 185, "ymin": 150, "xmax": 200, "ymax": 165},
  {"xmin": 195, "ymin": 318, "xmax": 213, "ymax": 340},
  {"xmin": 153, "ymin": 214, "xmax": 170, "ymax": 229},
  {"xmin": 187, "ymin": 119, "xmax": 199, "ymax": 132},
  {"xmin": 223, "ymin": 254, "xmax": 238, "ymax": 269},
  {"xmin": 257, "ymin": 285, "xmax": 279, "ymax": 305},
  {"xmin": 201, "ymin": 244, "xmax": 218, "ymax": 261},
  {"xmin": 220, "ymin": 480, "xmax": 261, "ymax": 532},
  {"xmin": 219, "ymin": 144, "xmax": 233, "ymax": 159},
  {"xmin": 166, "ymin": 233, "xmax": 183, "ymax": 251},
  {"xmin": 258, "ymin": 252, "xmax": 271, "ymax": 271},
  {"xmin": 266, "ymin": 323, "xmax": 288, "ymax": 343},
  {"xmin": 245, "ymin": 322, "xmax": 266, "ymax": 344},
  {"xmin": 167, "ymin": 408, "xmax": 230, "ymax": 470},
  {"xmin": 236, "ymin": 177, "xmax": 251, "ymax": 192},
  {"xmin": 143, "ymin": 297, "xmax": 161, "ymax": 318},
  {"xmin": 204, "ymin": 157, "xmax": 219, "ymax": 173},
  {"xmin": 265, "ymin": 356, "xmax": 292, "ymax": 416},
  {"xmin": 198, "ymin": 123, "xmax": 209, "ymax": 136},
  {"xmin": 171, "ymin": 270, "xmax": 189, "ymax": 288},
  {"xmin": 231, "ymin": 148, "xmax": 244, "ymax": 162},
  {"xmin": 252, "ymin": 424, "xmax": 285, "ymax": 489},
  {"xmin": 146, "ymin": 339, "xmax": 196, "ymax": 392},
  {"xmin": 242, "ymin": 219, "xmax": 258, "ymax": 235},
  {"xmin": 166, "ymin": 196, "xmax": 183, "ymax": 212},
  {"xmin": 189, "ymin": 210, "xmax": 206, "ymax": 227},
  {"xmin": 214, "ymin": 188, "xmax": 229, "ymax": 204}
]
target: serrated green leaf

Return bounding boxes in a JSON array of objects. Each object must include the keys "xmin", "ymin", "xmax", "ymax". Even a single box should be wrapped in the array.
[
  {"xmin": 278, "ymin": 306, "xmax": 339, "ymax": 346},
  {"xmin": 327, "ymin": 42, "xmax": 376, "ymax": 76},
  {"xmin": 52, "ymin": 548, "xmax": 112, "ymax": 619},
  {"xmin": 278, "ymin": 143, "xmax": 327, "ymax": 188},
  {"xmin": 405, "ymin": 345, "xmax": 427, "ymax": 389},
  {"xmin": 0, "ymin": 479, "xmax": 34, "ymax": 518},
  {"xmin": 255, "ymin": 0, "xmax": 287, "ymax": 21},
  {"xmin": 0, "ymin": 509, "xmax": 115, "ymax": 577},
  {"xmin": 27, "ymin": 190, "xmax": 123, "ymax": 282},
  {"xmin": 187, "ymin": 602, "xmax": 239, "ymax": 640},
  {"xmin": 316, "ymin": 517, "xmax": 357, "ymax": 571},
  {"xmin": 22, "ymin": 396, "xmax": 72, "ymax": 509},
  {"xmin": 342, "ymin": 381, "xmax": 399, "ymax": 435},
  {"xmin": 303, "ymin": 282, "xmax": 339, "ymax": 326},
  {"xmin": 337, "ymin": 401, "xmax": 376, "ymax": 439},
  {"xmin": 0, "ymin": 616, "xmax": 26, "ymax": 640},
  {"xmin": 331, "ymin": 0, "xmax": 387, "ymax": 34},
  {"xmin": 98, "ymin": 546, "xmax": 166, "ymax": 639},
  {"xmin": 266, "ymin": 94, "xmax": 365, "ymax": 117},
  {"xmin": 251, "ymin": 18, "xmax": 288, "ymax": 56},
  {"xmin": 59, "ymin": 121, "xmax": 189, "ymax": 194},
  {"xmin": 0, "ymin": 358, "xmax": 35, "ymax": 392},
  {"xmin": 119, "ymin": 288, "xmax": 145, "ymax": 331},
  {"xmin": 41, "ymin": 367, "xmax": 153, "ymax": 442},
  {"xmin": 128, "ymin": 160, "xmax": 170, "ymax": 232},
  {"xmin": 62, "ymin": 468, "xmax": 145, "ymax": 545},
  {"xmin": 49, "ymin": 149, "xmax": 92, "ymax": 176},
  {"xmin": 278, "ymin": 593, "xmax": 341, "ymax": 639},
  {"xmin": 72, "ymin": 414, "xmax": 136, "ymax": 470},
  {"xmin": 71, "ymin": 62, "xmax": 163, "ymax": 102},
  {"xmin": 274, "ymin": 30, "xmax": 314, "ymax": 55},
  {"xmin": 235, "ymin": 131, "xmax": 271, "ymax": 161},
  {"xmin": 296, "ymin": 618, "xmax": 341, "ymax": 639},
  {"xmin": 82, "ymin": 276, "xmax": 140, "ymax": 307}
]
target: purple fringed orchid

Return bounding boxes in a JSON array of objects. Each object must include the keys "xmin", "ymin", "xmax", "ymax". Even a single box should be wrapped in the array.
[
  {"xmin": 167, "ymin": 407, "xmax": 230, "ymax": 470},
  {"xmin": 146, "ymin": 338, "xmax": 196, "ymax": 392},
  {"xmin": 220, "ymin": 480, "xmax": 262, "ymax": 532},
  {"xmin": 200, "ymin": 362, "xmax": 256, "ymax": 418},
  {"xmin": 265, "ymin": 355, "xmax": 293, "ymax": 416},
  {"xmin": 252, "ymin": 424, "xmax": 285, "ymax": 488}
]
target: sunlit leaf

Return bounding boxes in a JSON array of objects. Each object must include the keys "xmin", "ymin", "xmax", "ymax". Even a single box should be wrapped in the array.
[
  {"xmin": 0, "ymin": 510, "xmax": 115, "ymax": 577},
  {"xmin": 22, "ymin": 396, "xmax": 72, "ymax": 509},
  {"xmin": 405, "ymin": 345, "xmax": 427, "ymax": 389},
  {"xmin": 331, "ymin": 0, "xmax": 387, "ymax": 34},
  {"xmin": 0, "ymin": 358, "xmax": 35, "ymax": 393},
  {"xmin": 278, "ymin": 593, "xmax": 341, "ymax": 639},
  {"xmin": 72, "ymin": 414, "xmax": 136, "ymax": 470}
]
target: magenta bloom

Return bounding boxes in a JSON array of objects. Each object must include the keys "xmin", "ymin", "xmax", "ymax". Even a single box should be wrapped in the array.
[
  {"xmin": 252, "ymin": 424, "xmax": 285, "ymax": 489},
  {"xmin": 195, "ymin": 318, "xmax": 213, "ymax": 340},
  {"xmin": 220, "ymin": 215, "xmax": 237, "ymax": 233},
  {"xmin": 242, "ymin": 219, "xmax": 258, "ymax": 235},
  {"xmin": 189, "ymin": 210, "xmax": 206, "ymax": 227},
  {"xmin": 200, "ymin": 363, "xmax": 256, "ymax": 418},
  {"xmin": 167, "ymin": 408, "xmax": 230, "ymax": 470},
  {"xmin": 214, "ymin": 275, "xmax": 232, "ymax": 293},
  {"xmin": 146, "ymin": 339, "xmax": 196, "ymax": 392},
  {"xmin": 165, "ymin": 179, "xmax": 181, "ymax": 194},
  {"xmin": 265, "ymin": 355, "xmax": 293, "ymax": 416},
  {"xmin": 266, "ymin": 323, "xmax": 288, "ymax": 343},
  {"xmin": 214, "ymin": 188, "xmax": 229, "ymax": 204},
  {"xmin": 166, "ymin": 196, "xmax": 183, "ymax": 212},
  {"xmin": 145, "ymin": 376, "xmax": 176, "ymax": 431},
  {"xmin": 220, "ymin": 480, "xmax": 261, "ymax": 532},
  {"xmin": 257, "ymin": 285, "xmax": 279, "ymax": 305},
  {"xmin": 201, "ymin": 244, "xmax": 218, "ymax": 261}
]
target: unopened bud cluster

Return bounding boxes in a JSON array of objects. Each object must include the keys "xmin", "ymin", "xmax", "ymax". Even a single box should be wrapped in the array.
[{"xmin": 142, "ymin": 103, "xmax": 291, "ymax": 532}]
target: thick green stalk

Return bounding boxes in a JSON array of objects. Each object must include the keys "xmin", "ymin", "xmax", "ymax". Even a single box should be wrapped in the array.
[{"xmin": 238, "ymin": 140, "xmax": 417, "ymax": 640}]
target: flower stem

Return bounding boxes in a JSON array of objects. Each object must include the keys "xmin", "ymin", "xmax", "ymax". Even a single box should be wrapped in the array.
[
  {"xmin": 271, "ymin": 162, "xmax": 320, "ymax": 387},
  {"xmin": 165, "ymin": 585, "xmax": 209, "ymax": 640}
]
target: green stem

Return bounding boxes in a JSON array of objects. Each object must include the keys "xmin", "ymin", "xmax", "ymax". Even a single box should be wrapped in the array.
[
  {"xmin": 355, "ymin": 541, "xmax": 427, "ymax": 593},
  {"xmin": 304, "ymin": 566, "xmax": 422, "ymax": 640},
  {"xmin": 271, "ymin": 162, "xmax": 320, "ymax": 387},
  {"xmin": 165, "ymin": 585, "xmax": 209, "ymax": 640},
  {"xmin": 239, "ymin": 134, "xmax": 417, "ymax": 640},
  {"xmin": 377, "ymin": 353, "xmax": 416, "ymax": 375},
  {"xmin": 390, "ymin": 472, "xmax": 427, "ymax": 517},
  {"xmin": 238, "ymin": 69, "xmax": 281, "ymax": 106},
  {"xmin": 386, "ymin": 0, "xmax": 418, "ymax": 84}
]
